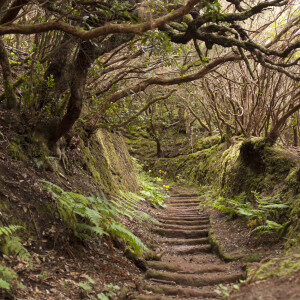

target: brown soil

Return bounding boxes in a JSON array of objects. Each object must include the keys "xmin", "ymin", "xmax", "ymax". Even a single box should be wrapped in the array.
[
  {"xmin": 209, "ymin": 209, "xmax": 285, "ymax": 260},
  {"xmin": 230, "ymin": 271, "xmax": 300, "ymax": 300}
]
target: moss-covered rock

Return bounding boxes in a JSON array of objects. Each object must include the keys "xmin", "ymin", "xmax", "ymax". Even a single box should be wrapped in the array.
[{"xmin": 247, "ymin": 253, "xmax": 300, "ymax": 280}]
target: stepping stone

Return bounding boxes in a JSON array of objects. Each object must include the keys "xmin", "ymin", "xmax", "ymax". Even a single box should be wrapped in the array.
[
  {"xmin": 158, "ymin": 219, "xmax": 209, "ymax": 226},
  {"xmin": 171, "ymin": 244, "xmax": 211, "ymax": 255},
  {"xmin": 135, "ymin": 295, "xmax": 189, "ymax": 300},
  {"xmin": 155, "ymin": 223, "xmax": 209, "ymax": 231},
  {"xmin": 146, "ymin": 269, "xmax": 244, "ymax": 287},
  {"xmin": 144, "ymin": 283, "xmax": 218, "ymax": 298},
  {"xmin": 170, "ymin": 201, "xmax": 200, "ymax": 205},
  {"xmin": 168, "ymin": 201, "xmax": 200, "ymax": 206},
  {"xmin": 152, "ymin": 227, "xmax": 209, "ymax": 238},
  {"xmin": 171, "ymin": 194, "xmax": 200, "ymax": 198},
  {"xmin": 158, "ymin": 216, "xmax": 209, "ymax": 222},
  {"xmin": 148, "ymin": 260, "xmax": 228, "ymax": 274},
  {"xmin": 158, "ymin": 237, "xmax": 209, "ymax": 245}
]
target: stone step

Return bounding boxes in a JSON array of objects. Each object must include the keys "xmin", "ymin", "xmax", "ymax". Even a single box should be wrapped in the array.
[
  {"xmin": 144, "ymin": 283, "xmax": 218, "ymax": 298},
  {"xmin": 148, "ymin": 260, "xmax": 227, "ymax": 274},
  {"xmin": 155, "ymin": 223, "xmax": 209, "ymax": 231},
  {"xmin": 169, "ymin": 202, "xmax": 200, "ymax": 207},
  {"xmin": 146, "ymin": 269, "xmax": 244, "ymax": 287},
  {"xmin": 158, "ymin": 237, "xmax": 209, "ymax": 245},
  {"xmin": 159, "ymin": 219, "xmax": 209, "ymax": 226},
  {"xmin": 168, "ymin": 201, "xmax": 200, "ymax": 206},
  {"xmin": 171, "ymin": 194, "xmax": 200, "ymax": 198},
  {"xmin": 159, "ymin": 215, "xmax": 209, "ymax": 220},
  {"xmin": 171, "ymin": 244, "xmax": 211, "ymax": 255},
  {"xmin": 168, "ymin": 209, "xmax": 199, "ymax": 214},
  {"xmin": 152, "ymin": 227, "xmax": 209, "ymax": 239},
  {"xmin": 169, "ymin": 198, "xmax": 200, "ymax": 202}
]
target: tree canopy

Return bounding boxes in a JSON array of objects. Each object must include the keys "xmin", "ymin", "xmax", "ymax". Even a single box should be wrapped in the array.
[{"xmin": 0, "ymin": 0, "xmax": 299, "ymax": 147}]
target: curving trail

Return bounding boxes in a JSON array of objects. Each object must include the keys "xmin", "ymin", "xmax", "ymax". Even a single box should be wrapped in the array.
[{"xmin": 135, "ymin": 194, "xmax": 245, "ymax": 299}]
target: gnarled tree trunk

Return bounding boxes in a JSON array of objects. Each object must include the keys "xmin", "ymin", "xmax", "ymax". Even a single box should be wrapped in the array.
[
  {"xmin": 0, "ymin": 38, "xmax": 17, "ymax": 109},
  {"xmin": 265, "ymin": 101, "xmax": 300, "ymax": 146}
]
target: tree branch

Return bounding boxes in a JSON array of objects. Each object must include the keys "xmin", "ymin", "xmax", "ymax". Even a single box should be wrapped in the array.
[{"xmin": 0, "ymin": 0, "xmax": 200, "ymax": 38}]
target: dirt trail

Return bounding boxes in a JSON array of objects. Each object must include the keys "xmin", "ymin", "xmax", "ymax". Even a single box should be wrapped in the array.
[{"xmin": 135, "ymin": 194, "xmax": 245, "ymax": 299}]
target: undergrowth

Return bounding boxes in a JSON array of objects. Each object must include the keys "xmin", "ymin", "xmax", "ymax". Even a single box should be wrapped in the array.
[
  {"xmin": 41, "ymin": 181, "xmax": 150, "ymax": 255},
  {"xmin": 0, "ymin": 225, "xmax": 31, "ymax": 290},
  {"xmin": 134, "ymin": 158, "xmax": 169, "ymax": 208},
  {"xmin": 200, "ymin": 186, "xmax": 289, "ymax": 236}
]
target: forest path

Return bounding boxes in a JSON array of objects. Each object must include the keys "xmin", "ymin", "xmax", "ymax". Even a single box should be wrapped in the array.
[{"xmin": 135, "ymin": 194, "xmax": 245, "ymax": 299}]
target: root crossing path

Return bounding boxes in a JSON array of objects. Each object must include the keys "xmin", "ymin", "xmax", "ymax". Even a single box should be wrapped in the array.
[{"xmin": 136, "ymin": 194, "xmax": 245, "ymax": 299}]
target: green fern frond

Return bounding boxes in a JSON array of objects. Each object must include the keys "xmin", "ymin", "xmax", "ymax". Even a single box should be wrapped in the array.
[
  {"xmin": 108, "ymin": 222, "xmax": 149, "ymax": 255},
  {"xmin": 0, "ymin": 225, "xmax": 23, "ymax": 237},
  {"xmin": 41, "ymin": 181, "xmax": 149, "ymax": 255},
  {"xmin": 0, "ymin": 264, "xmax": 18, "ymax": 289},
  {"xmin": 2, "ymin": 236, "xmax": 31, "ymax": 262}
]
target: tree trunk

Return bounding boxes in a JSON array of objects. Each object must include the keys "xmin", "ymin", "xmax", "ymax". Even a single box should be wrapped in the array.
[
  {"xmin": 293, "ymin": 120, "xmax": 299, "ymax": 147},
  {"xmin": 265, "ymin": 102, "xmax": 300, "ymax": 146},
  {"xmin": 48, "ymin": 41, "xmax": 97, "ymax": 145},
  {"xmin": 0, "ymin": 38, "xmax": 17, "ymax": 109}
]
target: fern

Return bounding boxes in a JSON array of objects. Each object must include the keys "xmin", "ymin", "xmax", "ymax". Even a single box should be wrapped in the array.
[
  {"xmin": 0, "ymin": 225, "xmax": 23, "ymax": 237},
  {"xmin": 0, "ymin": 265, "xmax": 18, "ymax": 290},
  {"xmin": 0, "ymin": 228, "xmax": 30, "ymax": 290},
  {"xmin": 108, "ymin": 222, "xmax": 148, "ymax": 255},
  {"xmin": 41, "ymin": 181, "xmax": 149, "ymax": 255},
  {"xmin": 2, "ymin": 236, "xmax": 31, "ymax": 262},
  {"xmin": 252, "ymin": 220, "xmax": 284, "ymax": 235},
  {"xmin": 212, "ymin": 191, "xmax": 289, "ymax": 236},
  {"xmin": 0, "ymin": 225, "xmax": 31, "ymax": 263}
]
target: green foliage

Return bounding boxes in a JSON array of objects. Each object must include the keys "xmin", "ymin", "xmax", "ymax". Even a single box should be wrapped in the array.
[
  {"xmin": 132, "ymin": 158, "xmax": 168, "ymax": 208},
  {"xmin": 0, "ymin": 225, "xmax": 23, "ymax": 237},
  {"xmin": 138, "ymin": 172, "xmax": 168, "ymax": 209},
  {"xmin": 2, "ymin": 236, "xmax": 31, "ymax": 262},
  {"xmin": 97, "ymin": 284, "xmax": 120, "ymax": 299},
  {"xmin": 200, "ymin": 0, "xmax": 222, "ymax": 22},
  {"xmin": 214, "ymin": 283, "xmax": 230, "ymax": 297},
  {"xmin": 78, "ymin": 282, "xmax": 92, "ymax": 291},
  {"xmin": 77, "ymin": 273, "xmax": 120, "ymax": 299},
  {"xmin": 214, "ymin": 283, "xmax": 239, "ymax": 297},
  {"xmin": 0, "ymin": 265, "xmax": 18, "ymax": 290},
  {"xmin": 41, "ymin": 181, "xmax": 149, "ymax": 255},
  {"xmin": 0, "ymin": 225, "xmax": 30, "ymax": 290},
  {"xmin": 19, "ymin": 61, "xmax": 53, "ymax": 110},
  {"xmin": 0, "ymin": 225, "xmax": 31, "ymax": 262},
  {"xmin": 116, "ymin": 191, "xmax": 157, "ymax": 222},
  {"xmin": 212, "ymin": 191, "xmax": 288, "ymax": 236}
]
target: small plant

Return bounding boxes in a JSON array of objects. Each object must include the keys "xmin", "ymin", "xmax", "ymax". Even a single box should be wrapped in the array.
[
  {"xmin": 0, "ymin": 225, "xmax": 30, "ymax": 290},
  {"xmin": 0, "ymin": 265, "xmax": 18, "ymax": 290},
  {"xmin": 97, "ymin": 284, "xmax": 120, "ymax": 300},
  {"xmin": 214, "ymin": 283, "xmax": 239, "ymax": 298},
  {"xmin": 214, "ymin": 283, "xmax": 230, "ymax": 297},
  {"xmin": 41, "ymin": 181, "xmax": 149, "ymax": 255},
  {"xmin": 211, "ymin": 191, "xmax": 288, "ymax": 236},
  {"xmin": 0, "ymin": 225, "xmax": 31, "ymax": 262}
]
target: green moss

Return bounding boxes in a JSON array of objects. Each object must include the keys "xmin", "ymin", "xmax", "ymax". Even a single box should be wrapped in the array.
[
  {"xmin": 248, "ymin": 253, "xmax": 300, "ymax": 280},
  {"xmin": 208, "ymin": 227, "xmax": 244, "ymax": 262},
  {"xmin": 9, "ymin": 137, "xmax": 29, "ymax": 162},
  {"xmin": 182, "ymin": 134, "xmax": 221, "ymax": 154},
  {"xmin": 243, "ymin": 253, "xmax": 261, "ymax": 263},
  {"xmin": 76, "ymin": 129, "xmax": 139, "ymax": 194}
]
